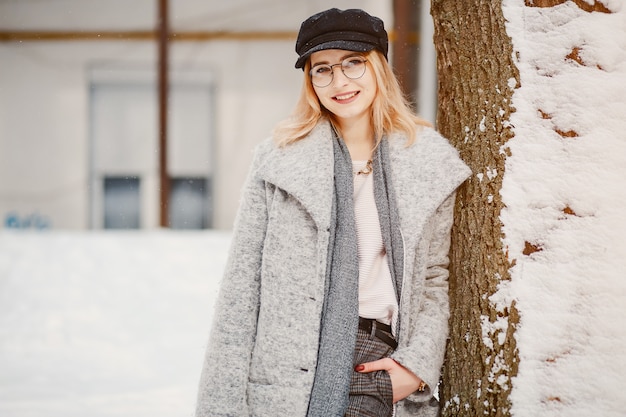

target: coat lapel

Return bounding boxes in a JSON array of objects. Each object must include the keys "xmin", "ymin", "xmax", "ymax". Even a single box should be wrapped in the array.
[
  {"xmin": 388, "ymin": 128, "xmax": 471, "ymax": 246},
  {"xmin": 256, "ymin": 122, "xmax": 335, "ymax": 232}
]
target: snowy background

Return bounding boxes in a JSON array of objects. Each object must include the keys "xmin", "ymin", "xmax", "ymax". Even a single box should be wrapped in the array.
[{"xmin": 0, "ymin": 231, "xmax": 230, "ymax": 417}]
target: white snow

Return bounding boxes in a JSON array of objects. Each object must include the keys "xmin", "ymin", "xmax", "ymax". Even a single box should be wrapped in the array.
[
  {"xmin": 501, "ymin": 1, "xmax": 626, "ymax": 416},
  {"xmin": 0, "ymin": 230, "xmax": 230, "ymax": 417}
]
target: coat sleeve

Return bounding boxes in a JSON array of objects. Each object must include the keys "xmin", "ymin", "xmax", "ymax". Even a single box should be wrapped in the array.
[
  {"xmin": 391, "ymin": 191, "xmax": 456, "ymax": 404},
  {"xmin": 195, "ymin": 145, "xmax": 270, "ymax": 417}
]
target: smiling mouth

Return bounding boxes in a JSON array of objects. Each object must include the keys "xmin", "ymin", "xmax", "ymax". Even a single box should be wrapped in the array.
[{"xmin": 333, "ymin": 91, "xmax": 359, "ymax": 101}]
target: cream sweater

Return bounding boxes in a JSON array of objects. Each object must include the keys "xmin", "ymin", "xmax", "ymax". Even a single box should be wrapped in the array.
[{"xmin": 353, "ymin": 160, "xmax": 398, "ymax": 330}]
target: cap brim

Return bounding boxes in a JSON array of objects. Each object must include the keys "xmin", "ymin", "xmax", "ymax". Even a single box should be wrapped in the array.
[{"xmin": 295, "ymin": 40, "xmax": 376, "ymax": 69}]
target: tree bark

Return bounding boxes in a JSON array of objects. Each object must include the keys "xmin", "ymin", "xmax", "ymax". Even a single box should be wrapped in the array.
[{"xmin": 431, "ymin": 1, "xmax": 520, "ymax": 415}]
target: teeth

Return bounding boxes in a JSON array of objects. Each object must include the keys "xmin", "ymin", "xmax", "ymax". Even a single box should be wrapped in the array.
[{"xmin": 335, "ymin": 92, "xmax": 357, "ymax": 100}]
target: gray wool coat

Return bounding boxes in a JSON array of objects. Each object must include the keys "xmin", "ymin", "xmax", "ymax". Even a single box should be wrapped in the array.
[{"xmin": 195, "ymin": 121, "xmax": 471, "ymax": 417}]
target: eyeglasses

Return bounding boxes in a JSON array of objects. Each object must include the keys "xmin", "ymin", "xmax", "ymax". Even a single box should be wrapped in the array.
[{"xmin": 309, "ymin": 56, "xmax": 368, "ymax": 88}]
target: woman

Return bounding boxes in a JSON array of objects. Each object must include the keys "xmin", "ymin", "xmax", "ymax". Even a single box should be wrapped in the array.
[{"xmin": 196, "ymin": 8, "xmax": 471, "ymax": 417}]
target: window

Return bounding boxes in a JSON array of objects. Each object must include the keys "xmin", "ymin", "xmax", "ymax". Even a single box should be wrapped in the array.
[
  {"xmin": 90, "ymin": 67, "xmax": 214, "ymax": 229},
  {"xmin": 169, "ymin": 177, "xmax": 211, "ymax": 229},
  {"xmin": 103, "ymin": 176, "xmax": 140, "ymax": 229}
]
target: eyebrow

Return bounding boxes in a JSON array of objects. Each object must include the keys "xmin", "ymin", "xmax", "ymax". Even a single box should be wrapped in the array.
[{"xmin": 311, "ymin": 52, "xmax": 363, "ymax": 67}]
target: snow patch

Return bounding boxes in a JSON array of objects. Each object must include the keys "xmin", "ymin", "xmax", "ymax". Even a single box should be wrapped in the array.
[
  {"xmin": 501, "ymin": 1, "xmax": 626, "ymax": 416},
  {"xmin": 0, "ymin": 231, "xmax": 231, "ymax": 417}
]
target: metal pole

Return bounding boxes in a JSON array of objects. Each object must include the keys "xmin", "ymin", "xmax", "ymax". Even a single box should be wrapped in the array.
[
  {"xmin": 158, "ymin": 0, "xmax": 169, "ymax": 227},
  {"xmin": 0, "ymin": 30, "xmax": 298, "ymax": 42}
]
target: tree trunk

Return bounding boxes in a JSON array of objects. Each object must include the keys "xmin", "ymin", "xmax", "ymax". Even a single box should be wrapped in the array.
[{"xmin": 430, "ymin": 1, "xmax": 520, "ymax": 415}]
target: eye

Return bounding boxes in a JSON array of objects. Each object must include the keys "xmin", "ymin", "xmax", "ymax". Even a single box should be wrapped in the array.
[
  {"xmin": 344, "ymin": 57, "xmax": 365, "ymax": 68},
  {"xmin": 312, "ymin": 65, "xmax": 331, "ymax": 75}
]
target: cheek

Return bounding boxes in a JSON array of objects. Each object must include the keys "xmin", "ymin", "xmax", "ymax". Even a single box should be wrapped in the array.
[
  {"xmin": 365, "ymin": 73, "xmax": 378, "ymax": 94},
  {"xmin": 364, "ymin": 79, "xmax": 378, "ymax": 104},
  {"xmin": 312, "ymin": 86, "xmax": 325, "ymax": 103},
  {"xmin": 314, "ymin": 91, "xmax": 332, "ymax": 108}
]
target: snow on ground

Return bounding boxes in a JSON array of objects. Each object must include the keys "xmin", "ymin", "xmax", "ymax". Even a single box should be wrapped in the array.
[
  {"xmin": 0, "ymin": 230, "xmax": 231, "ymax": 417},
  {"xmin": 501, "ymin": 1, "xmax": 626, "ymax": 416}
]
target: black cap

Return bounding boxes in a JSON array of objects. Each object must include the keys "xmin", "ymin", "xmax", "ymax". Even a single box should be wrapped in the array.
[{"xmin": 295, "ymin": 8, "xmax": 388, "ymax": 69}]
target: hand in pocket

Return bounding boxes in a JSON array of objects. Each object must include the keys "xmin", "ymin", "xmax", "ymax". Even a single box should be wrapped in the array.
[{"xmin": 355, "ymin": 357, "xmax": 424, "ymax": 403}]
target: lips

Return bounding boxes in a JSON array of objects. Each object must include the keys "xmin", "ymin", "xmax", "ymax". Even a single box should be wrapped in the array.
[{"xmin": 333, "ymin": 91, "xmax": 360, "ymax": 102}]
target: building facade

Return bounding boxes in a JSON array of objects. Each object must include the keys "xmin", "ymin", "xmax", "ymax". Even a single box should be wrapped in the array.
[{"xmin": 0, "ymin": 0, "xmax": 436, "ymax": 230}]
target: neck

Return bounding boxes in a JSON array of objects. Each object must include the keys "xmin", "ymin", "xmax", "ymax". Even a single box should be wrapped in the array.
[{"xmin": 334, "ymin": 117, "xmax": 375, "ymax": 161}]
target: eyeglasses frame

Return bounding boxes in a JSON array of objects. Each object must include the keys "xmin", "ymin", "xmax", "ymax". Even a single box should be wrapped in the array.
[{"xmin": 309, "ymin": 56, "xmax": 369, "ymax": 88}]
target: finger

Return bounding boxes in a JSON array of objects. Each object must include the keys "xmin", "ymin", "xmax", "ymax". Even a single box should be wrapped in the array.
[{"xmin": 354, "ymin": 358, "xmax": 393, "ymax": 373}]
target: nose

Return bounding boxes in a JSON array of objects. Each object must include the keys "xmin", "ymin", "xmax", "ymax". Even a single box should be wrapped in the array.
[{"xmin": 330, "ymin": 65, "xmax": 350, "ymax": 87}]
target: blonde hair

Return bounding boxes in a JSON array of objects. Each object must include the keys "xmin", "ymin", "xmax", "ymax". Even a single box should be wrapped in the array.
[{"xmin": 273, "ymin": 50, "xmax": 431, "ymax": 147}]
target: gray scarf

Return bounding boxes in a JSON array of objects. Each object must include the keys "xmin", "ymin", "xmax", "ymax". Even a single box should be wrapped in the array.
[{"xmin": 306, "ymin": 131, "xmax": 404, "ymax": 417}]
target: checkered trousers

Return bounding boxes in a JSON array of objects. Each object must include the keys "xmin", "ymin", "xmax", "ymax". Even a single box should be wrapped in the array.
[{"xmin": 344, "ymin": 327, "xmax": 395, "ymax": 417}]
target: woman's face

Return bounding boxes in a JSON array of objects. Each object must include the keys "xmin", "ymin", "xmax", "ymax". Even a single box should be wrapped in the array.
[{"xmin": 309, "ymin": 49, "xmax": 377, "ymax": 128}]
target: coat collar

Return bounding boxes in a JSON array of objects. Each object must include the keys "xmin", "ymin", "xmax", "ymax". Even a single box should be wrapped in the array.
[
  {"xmin": 256, "ymin": 121, "xmax": 471, "ymax": 238},
  {"xmin": 387, "ymin": 129, "xmax": 471, "ymax": 243},
  {"xmin": 256, "ymin": 122, "xmax": 335, "ymax": 231}
]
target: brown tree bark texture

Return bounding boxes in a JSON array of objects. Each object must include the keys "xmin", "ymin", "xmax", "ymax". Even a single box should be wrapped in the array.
[{"xmin": 431, "ymin": 1, "xmax": 520, "ymax": 416}]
